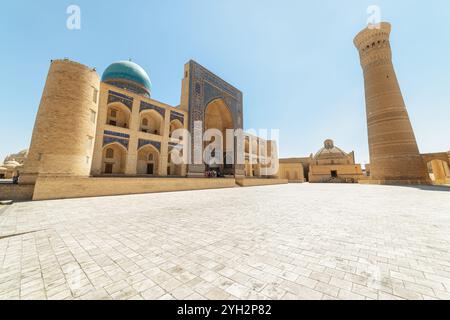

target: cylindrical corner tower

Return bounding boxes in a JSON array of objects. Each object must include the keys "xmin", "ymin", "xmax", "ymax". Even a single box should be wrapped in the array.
[
  {"xmin": 20, "ymin": 59, "xmax": 100, "ymax": 184},
  {"xmin": 354, "ymin": 22, "xmax": 429, "ymax": 184}
]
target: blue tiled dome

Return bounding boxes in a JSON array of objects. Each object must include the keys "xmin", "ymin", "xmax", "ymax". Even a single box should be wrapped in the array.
[{"xmin": 102, "ymin": 60, "xmax": 152, "ymax": 95}]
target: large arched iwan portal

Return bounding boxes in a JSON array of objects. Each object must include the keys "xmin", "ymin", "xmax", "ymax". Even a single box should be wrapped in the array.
[
  {"xmin": 204, "ymin": 98, "xmax": 234, "ymax": 175},
  {"xmin": 185, "ymin": 60, "xmax": 244, "ymax": 177}
]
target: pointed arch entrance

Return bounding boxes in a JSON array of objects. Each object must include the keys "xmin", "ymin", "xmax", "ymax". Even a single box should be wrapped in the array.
[
  {"xmin": 101, "ymin": 143, "xmax": 127, "ymax": 174},
  {"xmin": 137, "ymin": 145, "xmax": 160, "ymax": 175},
  {"xmin": 204, "ymin": 98, "xmax": 234, "ymax": 176}
]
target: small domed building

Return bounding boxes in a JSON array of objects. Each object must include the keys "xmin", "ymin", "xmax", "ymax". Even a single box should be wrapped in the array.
[
  {"xmin": 313, "ymin": 139, "xmax": 354, "ymax": 166},
  {"xmin": 277, "ymin": 139, "xmax": 364, "ymax": 183},
  {"xmin": 308, "ymin": 139, "xmax": 363, "ymax": 183},
  {"xmin": 0, "ymin": 150, "xmax": 28, "ymax": 179}
]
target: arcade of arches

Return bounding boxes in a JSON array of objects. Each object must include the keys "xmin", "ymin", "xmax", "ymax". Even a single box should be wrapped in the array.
[
  {"xmin": 90, "ymin": 78, "xmax": 191, "ymax": 177},
  {"xmin": 91, "ymin": 84, "xmax": 276, "ymax": 178}
]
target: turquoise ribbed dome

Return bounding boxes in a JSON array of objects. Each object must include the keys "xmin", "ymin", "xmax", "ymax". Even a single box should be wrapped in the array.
[{"xmin": 102, "ymin": 60, "xmax": 152, "ymax": 94}]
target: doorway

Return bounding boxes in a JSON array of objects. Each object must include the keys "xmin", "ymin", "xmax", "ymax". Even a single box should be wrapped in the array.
[
  {"xmin": 105, "ymin": 163, "xmax": 113, "ymax": 174},
  {"xmin": 147, "ymin": 163, "xmax": 154, "ymax": 175}
]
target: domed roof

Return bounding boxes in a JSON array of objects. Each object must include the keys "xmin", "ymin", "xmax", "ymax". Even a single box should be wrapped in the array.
[
  {"xmin": 314, "ymin": 139, "xmax": 348, "ymax": 160},
  {"xmin": 3, "ymin": 160, "xmax": 21, "ymax": 168},
  {"xmin": 102, "ymin": 60, "xmax": 152, "ymax": 95},
  {"xmin": 4, "ymin": 149, "xmax": 28, "ymax": 164}
]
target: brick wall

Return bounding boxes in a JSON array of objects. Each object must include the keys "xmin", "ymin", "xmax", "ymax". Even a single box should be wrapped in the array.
[
  {"xmin": 235, "ymin": 178, "xmax": 288, "ymax": 187},
  {"xmin": 0, "ymin": 184, "xmax": 35, "ymax": 201},
  {"xmin": 32, "ymin": 176, "xmax": 238, "ymax": 201}
]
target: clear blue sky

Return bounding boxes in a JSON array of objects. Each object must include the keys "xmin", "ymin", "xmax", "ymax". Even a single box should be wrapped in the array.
[{"xmin": 1, "ymin": 0, "xmax": 449, "ymax": 164}]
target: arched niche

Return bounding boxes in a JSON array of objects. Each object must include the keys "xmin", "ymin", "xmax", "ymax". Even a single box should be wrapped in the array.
[
  {"xmin": 102, "ymin": 143, "xmax": 127, "ymax": 174},
  {"xmin": 106, "ymin": 102, "xmax": 131, "ymax": 129}
]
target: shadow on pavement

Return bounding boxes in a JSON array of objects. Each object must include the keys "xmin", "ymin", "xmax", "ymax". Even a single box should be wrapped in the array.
[{"xmin": 401, "ymin": 185, "xmax": 450, "ymax": 192}]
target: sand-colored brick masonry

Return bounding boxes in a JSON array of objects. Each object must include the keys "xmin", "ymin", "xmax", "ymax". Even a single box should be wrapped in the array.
[{"xmin": 0, "ymin": 184, "xmax": 35, "ymax": 201}]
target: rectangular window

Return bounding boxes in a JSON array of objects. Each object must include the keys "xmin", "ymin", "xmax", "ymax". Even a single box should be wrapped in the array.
[
  {"xmin": 86, "ymin": 136, "xmax": 94, "ymax": 151},
  {"xmin": 110, "ymin": 110, "xmax": 117, "ymax": 117},
  {"xmin": 93, "ymin": 88, "xmax": 98, "ymax": 103},
  {"xmin": 90, "ymin": 109, "xmax": 96, "ymax": 123}
]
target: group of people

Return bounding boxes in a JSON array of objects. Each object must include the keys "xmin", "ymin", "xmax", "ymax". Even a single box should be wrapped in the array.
[{"xmin": 205, "ymin": 169, "xmax": 224, "ymax": 178}]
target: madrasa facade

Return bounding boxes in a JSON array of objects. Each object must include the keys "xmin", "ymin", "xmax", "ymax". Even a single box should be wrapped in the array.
[
  {"xmin": 5, "ymin": 59, "xmax": 282, "ymax": 201},
  {"xmin": 20, "ymin": 59, "xmax": 279, "ymax": 183}
]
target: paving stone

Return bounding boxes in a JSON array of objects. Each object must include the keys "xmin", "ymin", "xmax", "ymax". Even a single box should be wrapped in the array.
[
  {"xmin": 392, "ymin": 286, "xmax": 423, "ymax": 300},
  {"xmin": 0, "ymin": 184, "xmax": 449, "ymax": 300},
  {"xmin": 204, "ymin": 287, "xmax": 230, "ymax": 300},
  {"xmin": 338, "ymin": 289, "xmax": 366, "ymax": 300},
  {"xmin": 140, "ymin": 286, "xmax": 166, "ymax": 300},
  {"xmin": 329, "ymin": 277, "xmax": 353, "ymax": 291},
  {"xmin": 279, "ymin": 280, "xmax": 322, "ymax": 300},
  {"xmin": 225, "ymin": 283, "xmax": 251, "ymax": 299}
]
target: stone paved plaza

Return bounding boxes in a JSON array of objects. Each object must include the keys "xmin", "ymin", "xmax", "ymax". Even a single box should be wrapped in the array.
[{"xmin": 1, "ymin": 183, "xmax": 450, "ymax": 300}]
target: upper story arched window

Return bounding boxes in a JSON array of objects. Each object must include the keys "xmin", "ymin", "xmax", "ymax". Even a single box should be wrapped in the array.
[
  {"xmin": 140, "ymin": 110, "xmax": 163, "ymax": 136},
  {"xmin": 106, "ymin": 104, "xmax": 130, "ymax": 129},
  {"xmin": 106, "ymin": 148, "xmax": 114, "ymax": 159}
]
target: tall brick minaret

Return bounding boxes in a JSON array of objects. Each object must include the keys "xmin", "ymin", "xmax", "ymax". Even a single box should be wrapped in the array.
[{"xmin": 354, "ymin": 22, "xmax": 430, "ymax": 184}]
